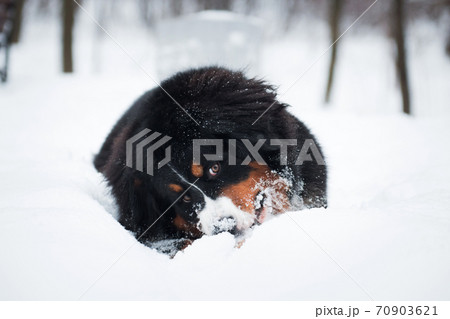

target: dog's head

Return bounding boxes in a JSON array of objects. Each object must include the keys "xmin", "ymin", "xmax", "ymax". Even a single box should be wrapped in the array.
[{"xmin": 126, "ymin": 67, "xmax": 297, "ymax": 240}]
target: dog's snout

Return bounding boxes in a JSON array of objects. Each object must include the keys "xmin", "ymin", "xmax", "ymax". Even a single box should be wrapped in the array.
[{"xmin": 212, "ymin": 217, "xmax": 237, "ymax": 235}]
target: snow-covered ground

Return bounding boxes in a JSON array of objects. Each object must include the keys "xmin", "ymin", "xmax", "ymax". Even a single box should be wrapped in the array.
[{"xmin": 0, "ymin": 6, "xmax": 449, "ymax": 300}]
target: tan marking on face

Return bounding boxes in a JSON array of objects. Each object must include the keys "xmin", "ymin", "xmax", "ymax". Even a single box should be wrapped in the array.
[
  {"xmin": 191, "ymin": 163, "xmax": 204, "ymax": 177},
  {"xmin": 173, "ymin": 214, "xmax": 202, "ymax": 238},
  {"xmin": 169, "ymin": 183, "xmax": 183, "ymax": 193},
  {"xmin": 221, "ymin": 162, "xmax": 290, "ymax": 216}
]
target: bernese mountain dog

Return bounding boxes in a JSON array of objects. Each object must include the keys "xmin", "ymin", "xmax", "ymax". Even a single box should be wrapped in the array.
[{"xmin": 94, "ymin": 66, "xmax": 327, "ymax": 254}]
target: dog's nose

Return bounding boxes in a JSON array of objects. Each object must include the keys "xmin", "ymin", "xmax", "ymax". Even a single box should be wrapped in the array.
[{"xmin": 212, "ymin": 217, "xmax": 237, "ymax": 235}]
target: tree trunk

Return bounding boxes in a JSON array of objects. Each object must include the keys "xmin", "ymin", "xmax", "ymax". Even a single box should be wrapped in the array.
[
  {"xmin": 10, "ymin": 0, "xmax": 24, "ymax": 44},
  {"xmin": 199, "ymin": 0, "xmax": 232, "ymax": 11},
  {"xmin": 62, "ymin": 0, "xmax": 75, "ymax": 73},
  {"xmin": 392, "ymin": 0, "xmax": 411, "ymax": 115},
  {"xmin": 170, "ymin": 0, "xmax": 183, "ymax": 16},
  {"xmin": 324, "ymin": 0, "xmax": 343, "ymax": 104}
]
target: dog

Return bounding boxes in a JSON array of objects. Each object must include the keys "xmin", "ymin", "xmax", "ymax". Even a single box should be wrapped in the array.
[{"xmin": 94, "ymin": 67, "xmax": 327, "ymax": 253}]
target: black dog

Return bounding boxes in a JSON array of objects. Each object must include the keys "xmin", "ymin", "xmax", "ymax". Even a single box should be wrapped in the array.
[{"xmin": 94, "ymin": 67, "xmax": 327, "ymax": 252}]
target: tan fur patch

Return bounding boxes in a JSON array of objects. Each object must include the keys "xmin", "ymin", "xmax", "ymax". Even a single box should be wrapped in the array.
[
  {"xmin": 173, "ymin": 214, "xmax": 202, "ymax": 237},
  {"xmin": 169, "ymin": 183, "xmax": 183, "ymax": 193},
  {"xmin": 191, "ymin": 163, "xmax": 204, "ymax": 177}
]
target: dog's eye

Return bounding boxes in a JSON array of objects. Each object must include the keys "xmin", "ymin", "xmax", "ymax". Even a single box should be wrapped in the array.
[
  {"xmin": 208, "ymin": 163, "xmax": 220, "ymax": 177},
  {"xmin": 182, "ymin": 194, "xmax": 191, "ymax": 203}
]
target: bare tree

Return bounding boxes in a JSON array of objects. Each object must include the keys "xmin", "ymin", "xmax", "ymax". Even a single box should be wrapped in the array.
[
  {"xmin": 169, "ymin": 0, "xmax": 183, "ymax": 16},
  {"xmin": 324, "ymin": 0, "xmax": 343, "ymax": 104},
  {"xmin": 392, "ymin": 0, "xmax": 411, "ymax": 114},
  {"xmin": 446, "ymin": 32, "xmax": 450, "ymax": 57},
  {"xmin": 198, "ymin": 0, "xmax": 233, "ymax": 11},
  {"xmin": 284, "ymin": 0, "xmax": 301, "ymax": 31},
  {"xmin": 10, "ymin": 0, "xmax": 24, "ymax": 44},
  {"xmin": 243, "ymin": 0, "xmax": 257, "ymax": 15},
  {"xmin": 138, "ymin": 0, "xmax": 153, "ymax": 26},
  {"xmin": 62, "ymin": 0, "xmax": 75, "ymax": 73}
]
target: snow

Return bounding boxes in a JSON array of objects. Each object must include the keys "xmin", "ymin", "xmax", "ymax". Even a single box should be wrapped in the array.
[
  {"xmin": 0, "ymin": 7, "xmax": 450, "ymax": 300},
  {"xmin": 198, "ymin": 196, "xmax": 253, "ymax": 236}
]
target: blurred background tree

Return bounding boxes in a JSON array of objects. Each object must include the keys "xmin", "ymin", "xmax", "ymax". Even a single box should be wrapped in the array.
[
  {"xmin": 10, "ymin": 0, "xmax": 24, "ymax": 43},
  {"xmin": 324, "ymin": 0, "xmax": 343, "ymax": 104},
  {"xmin": 62, "ymin": 0, "xmax": 76, "ymax": 73},
  {"xmin": 5, "ymin": 0, "xmax": 450, "ymax": 114},
  {"xmin": 391, "ymin": 0, "xmax": 411, "ymax": 115}
]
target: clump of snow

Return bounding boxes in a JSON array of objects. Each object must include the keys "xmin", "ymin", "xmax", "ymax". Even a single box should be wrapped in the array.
[
  {"xmin": 197, "ymin": 196, "xmax": 255, "ymax": 236},
  {"xmin": 253, "ymin": 172, "xmax": 294, "ymax": 214}
]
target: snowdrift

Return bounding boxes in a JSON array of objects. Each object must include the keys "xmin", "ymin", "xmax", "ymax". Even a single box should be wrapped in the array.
[{"xmin": 1, "ymin": 75, "xmax": 449, "ymax": 300}]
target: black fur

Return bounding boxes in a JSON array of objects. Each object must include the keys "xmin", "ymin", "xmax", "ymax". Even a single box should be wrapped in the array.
[{"xmin": 94, "ymin": 67, "xmax": 327, "ymax": 245}]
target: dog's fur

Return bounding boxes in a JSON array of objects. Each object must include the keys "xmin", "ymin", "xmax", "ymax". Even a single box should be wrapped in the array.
[{"xmin": 94, "ymin": 67, "xmax": 327, "ymax": 251}]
